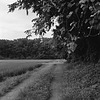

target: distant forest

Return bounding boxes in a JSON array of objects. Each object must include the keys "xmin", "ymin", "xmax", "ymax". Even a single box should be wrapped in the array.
[{"xmin": 0, "ymin": 38, "xmax": 66, "ymax": 59}]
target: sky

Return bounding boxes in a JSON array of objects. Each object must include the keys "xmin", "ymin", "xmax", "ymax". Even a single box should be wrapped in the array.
[{"xmin": 0, "ymin": 0, "xmax": 53, "ymax": 40}]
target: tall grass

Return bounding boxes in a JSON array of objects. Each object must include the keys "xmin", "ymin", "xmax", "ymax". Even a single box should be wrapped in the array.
[{"xmin": 0, "ymin": 64, "xmax": 42, "ymax": 82}]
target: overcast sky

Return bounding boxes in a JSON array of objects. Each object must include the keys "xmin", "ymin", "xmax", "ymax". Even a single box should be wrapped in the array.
[{"xmin": 0, "ymin": 0, "xmax": 52, "ymax": 40}]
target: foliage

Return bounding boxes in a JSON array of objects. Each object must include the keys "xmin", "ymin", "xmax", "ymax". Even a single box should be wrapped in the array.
[
  {"xmin": 8, "ymin": 0, "xmax": 100, "ymax": 40},
  {"xmin": 8, "ymin": 0, "xmax": 100, "ymax": 62},
  {"xmin": 0, "ymin": 38, "xmax": 62, "ymax": 59}
]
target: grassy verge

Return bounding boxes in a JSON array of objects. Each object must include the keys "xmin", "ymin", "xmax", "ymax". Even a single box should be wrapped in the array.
[
  {"xmin": 59, "ymin": 62, "xmax": 100, "ymax": 100},
  {"xmin": 15, "ymin": 71, "xmax": 54, "ymax": 100}
]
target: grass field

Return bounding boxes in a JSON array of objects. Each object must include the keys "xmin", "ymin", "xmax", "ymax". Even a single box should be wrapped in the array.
[{"xmin": 0, "ymin": 60, "xmax": 46, "ymax": 82}]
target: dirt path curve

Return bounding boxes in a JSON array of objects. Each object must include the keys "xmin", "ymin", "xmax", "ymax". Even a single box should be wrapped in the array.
[{"xmin": 0, "ymin": 60, "xmax": 66, "ymax": 100}]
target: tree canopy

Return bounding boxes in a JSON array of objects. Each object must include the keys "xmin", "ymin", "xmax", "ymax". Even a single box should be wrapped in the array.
[
  {"xmin": 0, "ymin": 38, "xmax": 63, "ymax": 59},
  {"xmin": 8, "ymin": 0, "xmax": 100, "ymax": 62},
  {"xmin": 8, "ymin": 0, "xmax": 100, "ymax": 38}
]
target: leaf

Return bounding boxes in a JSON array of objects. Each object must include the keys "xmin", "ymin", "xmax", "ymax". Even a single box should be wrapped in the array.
[
  {"xmin": 26, "ymin": 9, "xmax": 28, "ymax": 15},
  {"xmin": 32, "ymin": 18, "xmax": 38, "ymax": 22}
]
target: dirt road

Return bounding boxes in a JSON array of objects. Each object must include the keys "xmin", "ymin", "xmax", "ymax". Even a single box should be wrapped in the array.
[{"xmin": 0, "ymin": 60, "xmax": 66, "ymax": 100}]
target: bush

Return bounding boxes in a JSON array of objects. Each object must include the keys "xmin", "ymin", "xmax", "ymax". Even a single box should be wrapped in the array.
[{"xmin": 69, "ymin": 36, "xmax": 100, "ymax": 63}]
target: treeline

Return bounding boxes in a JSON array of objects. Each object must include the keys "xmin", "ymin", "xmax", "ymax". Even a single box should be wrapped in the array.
[{"xmin": 0, "ymin": 38, "xmax": 64, "ymax": 59}]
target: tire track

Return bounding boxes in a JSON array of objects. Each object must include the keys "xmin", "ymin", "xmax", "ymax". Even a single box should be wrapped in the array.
[{"xmin": 50, "ymin": 64, "xmax": 64, "ymax": 100}]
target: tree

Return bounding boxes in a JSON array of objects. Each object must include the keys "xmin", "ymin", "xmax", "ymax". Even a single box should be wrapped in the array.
[{"xmin": 8, "ymin": 0, "xmax": 100, "ymax": 62}]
